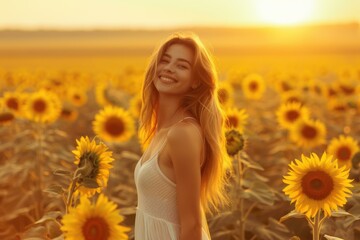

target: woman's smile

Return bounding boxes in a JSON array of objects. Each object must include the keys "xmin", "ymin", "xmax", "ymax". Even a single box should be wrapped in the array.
[{"xmin": 159, "ymin": 74, "xmax": 178, "ymax": 84}]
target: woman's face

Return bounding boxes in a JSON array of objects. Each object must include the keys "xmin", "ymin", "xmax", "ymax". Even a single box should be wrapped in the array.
[{"xmin": 154, "ymin": 43, "xmax": 195, "ymax": 96}]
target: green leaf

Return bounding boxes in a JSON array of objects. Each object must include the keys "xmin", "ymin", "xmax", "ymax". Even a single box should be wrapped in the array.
[
  {"xmin": 241, "ymin": 182, "xmax": 276, "ymax": 206},
  {"xmin": 22, "ymin": 226, "xmax": 47, "ymax": 239},
  {"xmin": 241, "ymin": 158, "xmax": 264, "ymax": 171},
  {"xmin": 43, "ymin": 184, "xmax": 64, "ymax": 196},
  {"xmin": 324, "ymin": 234, "xmax": 344, "ymax": 240},
  {"xmin": 34, "ymin": 211, "xmax": 62, "ymax": 225},
  {"xmin": 51, "ymin": 235, "xmax": 65, "ymax": 240},
  {"xmin": 280, "ymin": 210, "xmax": 305, "ymax": 222},
  {"xmin": 208, "ymin": 210, "xmax": 241, "ymax": 230},
  {"xmin": 120, "ymin": 151, "xmax": 141, "ymax": 161},
  {"xmin": 331, "ymin": 209, "xmax": 353, "ymax": 218},
  {"xmin": 252, "ymin": 218, "xmax": 292, "ymax": 240},
  {"xmin": 53, "ymin": 169, "xmax": 72, "ymax": 177},
  {"xmin": 119, "ymin": 207, "xmax": 137, "ymax": 215}
]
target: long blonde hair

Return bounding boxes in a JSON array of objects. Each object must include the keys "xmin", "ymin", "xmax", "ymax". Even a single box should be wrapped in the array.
[{"xmin": 139, "ymin": 32, "xmax": 231, "ymax": 214}]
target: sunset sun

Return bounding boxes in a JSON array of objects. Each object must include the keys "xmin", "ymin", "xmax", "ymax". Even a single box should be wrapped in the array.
[{"xmin": 253, "ymin": 0, "xmax": 315, "ymax": 26}]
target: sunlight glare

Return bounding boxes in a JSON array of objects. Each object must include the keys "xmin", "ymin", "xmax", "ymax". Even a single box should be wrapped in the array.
[{"xmin": 254, "ymin": 0, "xmax": 315, "ymax": 26}]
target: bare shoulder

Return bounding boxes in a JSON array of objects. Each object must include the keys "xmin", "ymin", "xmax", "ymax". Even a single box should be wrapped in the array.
[
  {"xmin": 167, "ymin": 119, "xmax": 203, "ymax": 172},
  {"xmin": 167, "ymin": 119, "xmax": 202, "ymax": 146}
]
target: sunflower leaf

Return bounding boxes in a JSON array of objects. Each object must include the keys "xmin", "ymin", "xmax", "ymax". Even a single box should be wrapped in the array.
[
  {"xmin": 279, "ymin": 210, "xmax": 305, "ymax": 222},
  {"xmin": 240, "ymin": 158, "xmax": 264, "ymax": 171},
  {"xmin": 81, "ymin": 178, "xmax": 100, "ymax": 188},
  {"xmin": 34, "ymin": 211, "xmax": 62, "ymax": 225},
  {"xmin": 331, "ymin": 209, "xmax": 353, "ymax": 218},
  {"xmin": 251, "ymin": 218, "xmax": 292, "ymax": 240},
  {"xmin": 324, "ymin": 234, "xmax": 344, "ymax": 240},
  {"xmin": 53, "ymin": 169, "xmax": 72, "ymax": 177},
  {"xmin": 241, "ymin": 182, "xmax": 276, "ymax": 205},
  {"xmin": 43, "ymin": 184, "xmax": 64, "ymax": 196},
  {"xmin": 119, "ymin": 206, "xmax": 137, "ymax": 215}
]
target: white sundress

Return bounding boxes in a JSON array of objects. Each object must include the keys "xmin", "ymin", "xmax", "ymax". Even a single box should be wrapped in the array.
[{"xmin": 134, "ymin": 117, "xmax": 211, "ymax": 240}]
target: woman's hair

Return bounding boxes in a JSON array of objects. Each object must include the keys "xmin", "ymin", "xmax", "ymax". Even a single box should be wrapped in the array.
[{"xmin": 139, "ymin": 32, "xmax": 231, "ymax": 214}]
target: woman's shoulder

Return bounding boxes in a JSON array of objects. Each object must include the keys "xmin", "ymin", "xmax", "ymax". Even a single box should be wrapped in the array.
[{"xmin": 167, "ymin": 117, "xmax": 202, "ymax": 145}]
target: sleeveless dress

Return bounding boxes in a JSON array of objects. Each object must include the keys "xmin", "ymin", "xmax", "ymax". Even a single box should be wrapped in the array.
[{"xmin": 134, "ymin": 117, "xmax": 211, "ymax": 240}]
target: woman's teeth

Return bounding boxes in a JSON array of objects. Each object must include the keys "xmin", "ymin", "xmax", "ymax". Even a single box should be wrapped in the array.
[{"xmin": 160, "ymin": 76, "xmax": 177, "ymax": 83}]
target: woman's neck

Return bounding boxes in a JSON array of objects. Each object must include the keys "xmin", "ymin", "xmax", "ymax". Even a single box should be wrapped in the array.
[{"xmin": 156, "ymin": 96, "xmax": 186, "ymax": 131}]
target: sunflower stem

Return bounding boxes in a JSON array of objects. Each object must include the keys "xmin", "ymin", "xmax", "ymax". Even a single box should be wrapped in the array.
[
  {"xmin": 236, "ymin": 152, "xmax": 246, "ymax": 240},
  {"xmin": 312, "ymin": 211, "xmax": 321, "ymax": 240},
  {"xmin": 319, "ymin": 214, "xmax": 327, "ymax": 228},
  {"xmin": 66, "ymin": 176, "xmax": 79, "ymax": 214},
  {"xmin": 34, "ymin": 123, "xmax": 45, "ymax": 220}
]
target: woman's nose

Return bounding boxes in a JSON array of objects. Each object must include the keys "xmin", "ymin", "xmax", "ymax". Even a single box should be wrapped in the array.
[{"xmin": 163, "ymin": 62, "xmax": 175, "ymax": 72}]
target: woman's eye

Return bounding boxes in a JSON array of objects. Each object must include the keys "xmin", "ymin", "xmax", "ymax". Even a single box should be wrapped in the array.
[
  {"xmin": 160, "ymin": 59, "xmax": 169, "ymax": 63},
  {"xmin": 178, "ymin": 65, "xmax": 187, "ymax": 69}
]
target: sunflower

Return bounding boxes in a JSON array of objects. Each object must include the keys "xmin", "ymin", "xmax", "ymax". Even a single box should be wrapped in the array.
[
  {"xmin": 60, "ymin": 105, "xmax": 79, "ymax": 122},
  {"xmin": 67, "ymin": 87, "xmax": 88, "ymax": 107},
  {"xmin": 93, "ymin": 106, "xmax": 135, "ymax": 143},
  {"xmin": 241, "ymin": 73, "xmax": 266, "ymax": 100},
  {"xmin": 327, "ymin": 97, "xmax": 349, "ymax": 113},
  {"xmin": 334, "ymin": 79, "xmax": 356, "ymax": 97},
  {"xmin": 23, "ymin": 90, "xmax": 62, "ymax": 123},
  {"xmin": 283, "ymin": 152, "xmax": 353, "ymax": 218},
  {"xmin": 289, "ymin": 118, "xmax": 326, "ymax": 148},
  {"xmin": 61, "ymin": 194, "xmax": 130, "ymax": 240},
  {"xmin": 1, "ymin": 91, "xmax": 27, "ymax": 116},
  {"xmin": 0, "ymin": 111, "xmax": 15, "ymax": 125},
  {"xmin": 217, "ymin": 81, "xmax": 234, "ymax": 107},
  {"xmin": 280, "ymin": 90, "xmax": 303, "ymax": 104},
  {"xmin": 272, "ymin": 72, "xmax": 294, "ymax": 93},
  {"xmin": 225, "ymin": 129, "xmax": 245, "ymax": 156},
  {"xmin": 95, "ymin": 81, "xmax": 112, "ymax": 106},
  {"xmin": 327, "ymin": 135, "xmax": 359, "ymax": 169},
  {"xmin": 225, "ymin": 108, "xmax": 248, "ymax": 133},
  {"xmin": 72, "ymin": 136, "xmax": 114, "ymax": 197},
  {"xmin": 276, "ymin": 102, "xmax": 310, "ymax": 129}
]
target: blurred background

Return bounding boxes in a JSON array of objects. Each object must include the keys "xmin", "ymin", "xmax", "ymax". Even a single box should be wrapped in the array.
[
  {"xmin": 1, "ymin": 0, "xmax": 360, "ymax": 72},
  {"xmin": 1, "ymin": 1, "xmax": 360, "ymax": 240}
]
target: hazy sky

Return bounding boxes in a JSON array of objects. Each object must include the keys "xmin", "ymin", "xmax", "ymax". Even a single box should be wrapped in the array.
[{"xmin": 1, "ymin": 0, "xmax": 360, "ymax": 29}]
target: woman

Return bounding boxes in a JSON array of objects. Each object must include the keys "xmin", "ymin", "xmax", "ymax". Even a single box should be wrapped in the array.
[{"xmin": 134, "ymin": 32, "xmax": 231, "ymax": 240}]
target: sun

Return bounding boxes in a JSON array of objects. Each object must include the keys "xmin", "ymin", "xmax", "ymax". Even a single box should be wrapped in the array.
[{"xmin": 253, "ymin": 0, "xmax": 315, "ymax": 26}]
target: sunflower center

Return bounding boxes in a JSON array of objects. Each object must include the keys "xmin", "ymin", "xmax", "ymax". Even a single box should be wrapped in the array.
[
  {"xmin": 0, "ymin": 113, "xmax": 15, "ymax": 123},
  {"xmin": 218, "ymin": 89, "xmax": 229, "ymax": 104},
  {"xmin": 249, "ymin": 81, "xmax": 258, "ymax": 92},
  {"xmin": 82, "ymin": 217, "xmax": 110, "ymax": 240},
  {"xmin": 105, "ymin": 116, "xmax": 125, "ymax": 136},
  {"xmin": 61, "ymin": 109, "xmax": 72, "ymax": 117},
  {"xmin": 74, "ymin": 94, "xmax": 81, "ymax": 101},
  {"xmin": 287, "ymin": 96, "xmax": 300, "ymax": 103},
  {"xmin": 286, "ymin": 110, "xmax": 300, "ymax": 122},
  {"xmin": 301, "ymin": 124, "xmax": 317, "ymax": 140},
  {"xmin": 301, "ymin": 170, "xmax": 334, "ymax": 200},
  {"xmin": 226, "ymin": 116, "xmax": 238, "ymax": 128},
  {"xmin": 337, "ymin": 146, "xmax": 351, "ymax": 161},
  {"xmin": 334, "ymin": 105, "xmax": 346, "ymax": 112},
  {"xmin": 33, "ymin": 99, "xmax": 47, "ymax": 113},
  {"xmin": 6, "ymin": 98, "xmax": 19, "ymax": 110},
  {"xmin": 340, "ymin": 85, "xmax": 354, "ymax": 95},
  {"xmin": 281, "ymin": 82, "xmax": 291, "ymax": 91}
]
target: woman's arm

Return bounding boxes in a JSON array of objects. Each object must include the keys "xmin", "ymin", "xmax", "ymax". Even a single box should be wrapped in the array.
[{"xmin": 168, "ymin": 122, "xmax": 203, "ymax": 240}]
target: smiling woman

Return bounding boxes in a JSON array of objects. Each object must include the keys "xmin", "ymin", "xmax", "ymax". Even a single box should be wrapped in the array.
[{"xmin": 253, "ymin": 0, "xmax": 315, "ymax": 26}]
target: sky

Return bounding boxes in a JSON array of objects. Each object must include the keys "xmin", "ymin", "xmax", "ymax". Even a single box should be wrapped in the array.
[{"xmin": 1, "ymin": 0, "xmax": 360, "ymax": 29}]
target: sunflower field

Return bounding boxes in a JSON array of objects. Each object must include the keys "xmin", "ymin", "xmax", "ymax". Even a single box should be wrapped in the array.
[{"xmin": 1, "ymin": 28, "xmax": 360, "ymax": 240}]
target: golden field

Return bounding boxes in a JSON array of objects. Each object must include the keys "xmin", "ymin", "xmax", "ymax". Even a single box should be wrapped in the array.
[{"xmin": 1, "ymin": 25, "xmax": 360, "ymax": 240}]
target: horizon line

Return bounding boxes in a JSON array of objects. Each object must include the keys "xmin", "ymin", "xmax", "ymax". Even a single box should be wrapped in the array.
[{"xmin": 0, "ymin": 21, "xmax": 359, "ymax": 32}]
